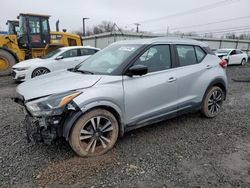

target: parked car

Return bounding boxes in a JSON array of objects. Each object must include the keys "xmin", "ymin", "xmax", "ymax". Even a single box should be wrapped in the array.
[
  {"xmin": 215, "ymin": 49, "xmax": 248, "ymax": 65},
  {"xmin": 14, "ymin": 37, "xmax": 228, "ymax": 157},
  {"xmin": 11, "ymin": 46, "xmax": 100, "ymax": 81}
]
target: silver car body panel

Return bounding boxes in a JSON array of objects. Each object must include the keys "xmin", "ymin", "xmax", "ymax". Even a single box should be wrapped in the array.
[
  {"xmin": 16, "ymin": 37, "xmax": 228, "ymax": 134},
  {"xmin": 17, "ymin": 70, "xmax": 102, "ymax": 100}
]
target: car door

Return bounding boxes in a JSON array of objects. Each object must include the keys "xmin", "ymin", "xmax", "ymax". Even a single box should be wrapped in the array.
[
  {"xmin": 54, "ymin": 48, "xmax": 80, "ymax": 70},
  {"xmin": 123, "ymin": 44, "xmax": 179, "ymax": 125},
  {"xmin": 236, "ymin": 50, "xmax": 244, "ymax": 64},
  {"xmin": 173, "ymin": 45, "xmax": 208, "ymax": 110},
  {"xmin": 228, "ymin": 50, "xmax": 238, "ymax": 64}
]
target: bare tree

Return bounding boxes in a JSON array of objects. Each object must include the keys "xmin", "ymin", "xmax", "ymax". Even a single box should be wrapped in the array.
[{"xmin": 72, "ymin": 21, "xmax": 117, "ymax": 36}]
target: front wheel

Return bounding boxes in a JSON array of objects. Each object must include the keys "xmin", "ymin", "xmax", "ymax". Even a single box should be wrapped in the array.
[
  {"xmin": 0, "ymin": 49, "xmax": 16, "ymax": 76},
  {"xmin": 69, "ymin": 109, "xmax": 119, "ymax": 157},
  {"xmin": 31, "ymin": 67, "xmax": 50, "ymax": 78},
  {"xmin": 201, "ymin": 86, "xmax": 225, "ymax": 118},
  {"xmin": 241, "ymin": 59, "xmax": 246, "ymax": 66}
]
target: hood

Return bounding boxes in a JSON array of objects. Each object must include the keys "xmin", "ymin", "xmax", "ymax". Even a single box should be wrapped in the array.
[
  {"xmin": 12, "ymin": 58, "xmax": 50, "ymax": 68},
  {"xmin": 17, "ymin": 70, "xmax": 102, "ymax": 100},
  {"xmin": 216, "ymin": 53, "xmax": 228, "ymax": 57}
]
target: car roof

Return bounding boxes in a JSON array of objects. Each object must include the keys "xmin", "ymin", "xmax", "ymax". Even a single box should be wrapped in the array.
[
  {"xmin": 114, "ymin": 37, "xmax": 209, "ymax": 47},
  {"xmin": 217, "ymin": 49, "xmax": 240, "ymax": 51},
  {"xmin": 59, "ymin": 46, "xmax": 100, "ymax": 51}
]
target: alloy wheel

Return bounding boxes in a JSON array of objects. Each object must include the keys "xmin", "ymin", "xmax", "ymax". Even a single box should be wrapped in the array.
[
  {"xmin": 241, "ymin": 59, "xmax": 246, "ymax": 66},
  {"xmin": 207, "ymin": 90, "xmax": 223, "ymax": 115},
  {"xmin": 32, "ymin": 68, "xmax": 49, "ymax": 78},
  {"xmin": 79, "ymin": 116, "xmax": 115, "ymax": 154}
]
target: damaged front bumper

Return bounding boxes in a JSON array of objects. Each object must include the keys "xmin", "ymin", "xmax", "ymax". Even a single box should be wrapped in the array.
[
  {"xmin": 24, "ymin": 114, "xmax": 63, "ymax": 144},
  {"xmin": 13, "ymin": 91, "xmax": 82, "ymax": 144}
]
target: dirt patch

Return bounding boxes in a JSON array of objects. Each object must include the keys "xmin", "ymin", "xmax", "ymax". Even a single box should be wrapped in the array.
[
  {"xmin": 222, "ymin": 141, "xmax": 250, "ymax": 184},
  {"xmin": 36, "ymin": 151, "xmax": 118, "ymax": 187}
]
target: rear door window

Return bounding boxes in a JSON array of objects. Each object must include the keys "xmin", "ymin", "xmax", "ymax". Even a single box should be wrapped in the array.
[
  {"xmin": 236, "ymin": 50, "xmax": 243, "ymax": 54},
  {"xmin": 80, "ymin": 48, "xmax": 98, "ymax": 56},
  {"xmin": 176, "ymin": 45, "xmax": 197, "ymax": 67},
  {"xmin": 61, "ymin": 49, "xmax": 78, "ymax": 58}
]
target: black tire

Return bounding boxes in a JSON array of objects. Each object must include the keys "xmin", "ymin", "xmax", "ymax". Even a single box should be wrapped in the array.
[
  {"xmin": 69, "ymin": 109, "xmax": 119, "ymax": 157},
  {"xmin": 201, "ymin": 86, "xmax": 225, "ymax": 118},
  {"xmin": 31, "ymin": 67, "xmax": 50, "ymax": 78},
  {"xmin": 241, "ymin": 58, "xmax": 246, "ymax": 66},
  {"xmin": 0, "ymin": 49, "xmax": 16, "ymax": 76},
  {"xmin": 224, "ymin": 59, "xmax": 229, "ymax": 64}
]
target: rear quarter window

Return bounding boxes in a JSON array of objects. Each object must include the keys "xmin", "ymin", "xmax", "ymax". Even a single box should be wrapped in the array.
[
  {"xmin": 195, "ymin": 46, "xmax": 207, "ymax": 63},
  {"xmin": 203, "ymin": 47, "xmax": 215, "ymax": 55}
]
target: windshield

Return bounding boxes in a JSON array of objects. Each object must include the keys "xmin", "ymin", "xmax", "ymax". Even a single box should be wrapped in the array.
[
  {"xmin": 41, "ymin": 48, "xmax": 62, "ymax": 59},
  {"xmin": 7, "ymin": 22, "xmax": 19, "ymax": 35},
  {"xmin": 76, "ymin": 44, "xmax": 141, "ymax": 74},
  {"xmin": 216, "ymin": 49, "xmax": 231, "ymax": 54},
  {"xmin": 18, "ymin": 16, "xmax": 26, "ymax": 36}
]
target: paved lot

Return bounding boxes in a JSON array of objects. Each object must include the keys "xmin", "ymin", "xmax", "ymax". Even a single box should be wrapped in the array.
[{"xmin": 0, "ymin": 64, "xmax": 250, "ymax": 188}]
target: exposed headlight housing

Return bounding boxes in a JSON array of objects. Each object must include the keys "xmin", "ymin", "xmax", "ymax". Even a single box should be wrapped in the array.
[{"xmin": 25, "ymin": 91, "xmax": 82, "ymax": 117}]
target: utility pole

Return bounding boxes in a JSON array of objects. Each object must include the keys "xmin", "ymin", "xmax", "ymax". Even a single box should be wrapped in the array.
[
  {"xmin": 82, "ymin": 17, "xmax": 89, "ymax": 37},
  {"xmin": 134, "ymin": 23, "xmax": 141, "ymax": 33}
]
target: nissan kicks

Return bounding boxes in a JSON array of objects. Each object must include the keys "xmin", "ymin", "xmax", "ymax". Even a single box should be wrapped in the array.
[{"xmin": 14, "ymin": 37, "xmax": 228, "ymax": 157}]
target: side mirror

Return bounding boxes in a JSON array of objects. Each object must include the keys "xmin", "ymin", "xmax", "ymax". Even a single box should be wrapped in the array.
[
  {"xmin": 126, "ymin": 65, "xmax": 148, "ymax": 77},
  {"xmin": 55, "ymin": 56, "xmax": 64, "ymax": 60}
]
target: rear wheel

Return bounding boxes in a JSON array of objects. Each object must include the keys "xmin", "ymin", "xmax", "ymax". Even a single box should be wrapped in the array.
[
  {"xmin": 241, "ymin": 59, "xmax": 246, "ymax": 66},
  {"xmin": 69, "ymin": 109, "xmax": 119, "ymax": 157},
  {"xmin": 0, "ymin": 49, "xmax": 16, "ymax": 76},
  {"xmin": 201, "ymin": 86, "xmax": 224, "ymax": 118},
  {"xmin": 31, "ymin": 67, "xmax": 50, "ymax": 78}
]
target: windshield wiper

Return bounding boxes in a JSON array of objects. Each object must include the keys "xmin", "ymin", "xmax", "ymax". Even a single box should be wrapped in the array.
[{"xmin": 73, "ymin": 69, "xmax": 94, "ymax": 75}]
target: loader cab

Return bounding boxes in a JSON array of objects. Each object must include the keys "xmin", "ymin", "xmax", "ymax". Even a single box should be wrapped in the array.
[
  {"xmin": 18, "ymin": 13, "xmax": 51, "ymax": 49},
  {"xmin": 6, "ymin": 20, "xmax": 19, "ymax": 35}
]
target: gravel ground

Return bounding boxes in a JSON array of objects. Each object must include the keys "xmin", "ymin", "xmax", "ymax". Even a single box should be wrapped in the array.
[{"xmin": 0, "ymin": 64, "xmax": 250, "ymax": 188}]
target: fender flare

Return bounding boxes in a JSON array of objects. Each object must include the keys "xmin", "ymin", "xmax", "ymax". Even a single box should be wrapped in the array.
[
  {"xmin": 63, "ymin": 101, "xmax": 124, "ymax": 140},
  {"xmin": 203, "ymin": 77, "xmax": 227, "ymax": 102}
]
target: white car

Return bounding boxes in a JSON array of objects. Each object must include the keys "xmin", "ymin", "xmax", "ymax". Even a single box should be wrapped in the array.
[
  {"xmin": 12, "ymin": 46, "xmax": 100, "ymax": 81},
  {"xmin": 216, "ymin": 49, "xmax": 248, "ymax": 65}
]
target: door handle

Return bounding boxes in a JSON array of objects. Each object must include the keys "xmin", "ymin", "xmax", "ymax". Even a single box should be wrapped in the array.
[
  {"xmin": 168, "ymin": 77, "xmax": 177, "ymax": 83},
  {"xmin": 206, "ymin": 65, "xmax": 212, "ymax": 69}
]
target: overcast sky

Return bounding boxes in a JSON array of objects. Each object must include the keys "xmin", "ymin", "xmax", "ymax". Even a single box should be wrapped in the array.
[{"xmin": 0, "ymin": 0, "xmax": 249, "ymax": 36}]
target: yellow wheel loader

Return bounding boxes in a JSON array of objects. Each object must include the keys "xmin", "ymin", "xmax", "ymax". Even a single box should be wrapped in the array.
[
  {"xmin": 6, "ymin": 20, "xmax": 19, "ymax": 35},
  {"xmin": 0, "ymin": 13, "xmax": 82, "ymax": 76}
]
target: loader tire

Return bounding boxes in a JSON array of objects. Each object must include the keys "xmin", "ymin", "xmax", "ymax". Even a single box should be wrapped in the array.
[{"xmin": 0, "ymin": 49, "xmax": 16, "ymax": 76}]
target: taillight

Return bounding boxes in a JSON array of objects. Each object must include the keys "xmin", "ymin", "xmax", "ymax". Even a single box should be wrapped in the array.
[{"xmin": 219, "ymin": 59, "xmax": 227, "ymax": 69}]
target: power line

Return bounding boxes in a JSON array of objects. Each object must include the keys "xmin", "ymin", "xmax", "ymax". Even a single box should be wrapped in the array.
[
  {"xmin": 188, "ymin": 26, "xmax": 250, "ymax": 34},
  {"xmin": 200, "ymin": 31, "xmax": 250, "ymax": 37},
  {"xmin": 184, "ymin": 29, "xmax": 250, "ymax": 37},
  {"xmin": 171, "ymin": 15, "xmax": 250, "ymax": 31},
  {"xmin": 152, "ymin": 27, "xmax": 250, "ymax": 37},
  {"xmin": 149, "ymin": 16, "xmax": 250, "ymax": 33},
  {"xmin": 126, "ymin": 0, "xmax": 239, "ymax": 26},
  {"xmin": 196, "ymin": 29, "xmax": 250, "ymax": 35}
]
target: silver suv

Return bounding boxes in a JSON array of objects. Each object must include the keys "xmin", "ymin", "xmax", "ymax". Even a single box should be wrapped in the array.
[{"xmin": 15, "ymin": 37, "xmax": 228, "ymax": 157}]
